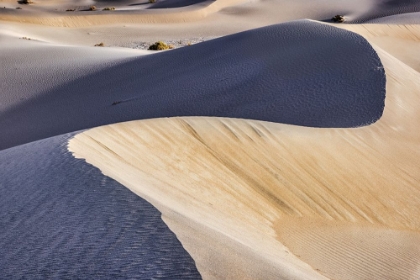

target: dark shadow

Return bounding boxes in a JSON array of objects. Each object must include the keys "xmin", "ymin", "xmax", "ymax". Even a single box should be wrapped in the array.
[
  {"xmin": 129, "ymin": 2, "xmax": 151, "ymax": 6},
  {"xmin": 147, "ymin": 0, "xmax": 212, "ymax": 9}
]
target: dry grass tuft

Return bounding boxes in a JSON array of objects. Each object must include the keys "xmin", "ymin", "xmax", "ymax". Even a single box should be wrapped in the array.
[
  {"xmin": 94, "ymin": 42, "xmax": 105, "ymax": 47},
  {"xmin": 148, "ymin": 41, "xmax": 172, "ymax": 51},
  {"xmin": 332, "ymin": 15, "xmax": 345, "ymax": 23}
]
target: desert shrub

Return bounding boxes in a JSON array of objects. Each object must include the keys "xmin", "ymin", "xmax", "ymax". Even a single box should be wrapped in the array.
[
  {"xmin": 149, "ymin": 0, "xmax": 156, "ymax": 3},
  {"xmin": 16, "ymin": 6, "xmax": 22, "ymax": 9},
  {"xmin": 66, "ymin": 8, "xmax": 75, "ymax": 11},
  {"xmin": 332, "ymin": 15, "xmax": 344, "ymax": 23},
  {"xmin": 148, "ymin": 41, "xmax": 172, "ymax": 50},
  {"xmin": 89, "ymin": 5, "xmax": 96, "ymax": 11},
  {"xmin": 21, "ymin": 37, "xmax": 31, "ymax": 40},
  {"xmin": 94, "ymin": 42, "xmax": 104, "ymax": 47},
  {"xmin": 103, "ymin": 7, "xmax": 115, "ymax": 11},
  {"xmin": 21, "ymin": 0, "xmax": 33, "ymax": 4}
]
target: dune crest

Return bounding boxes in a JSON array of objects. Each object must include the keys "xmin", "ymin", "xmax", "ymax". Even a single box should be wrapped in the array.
[
  {"xmin": 69, "ymin": 40, "xmax": 420, "ymax": 279},
  {"xmin": 339, "ymin": 24, "xmax": 420, "ymax": 72}
]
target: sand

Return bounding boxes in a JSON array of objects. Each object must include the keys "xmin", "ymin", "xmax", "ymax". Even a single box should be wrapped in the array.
[
  {"xmin": 68, "ymin": 27, "xmax": 420, "ymax": 280},
  {"xmin": 0, "ymin": 20, "xmax": 386, "ymax": 150},
  {"xmin": 2, "ymin": 0, "xmax": 420, "ymax": 278},
  {"xmin": 0, "ymin": 132, "xmax": 201, "ymax": 279}
]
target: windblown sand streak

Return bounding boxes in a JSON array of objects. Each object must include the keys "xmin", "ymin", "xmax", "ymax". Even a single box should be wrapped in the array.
[{"xmin": 69, "ymin": 41, "xmax": 420, "ymax": 279}]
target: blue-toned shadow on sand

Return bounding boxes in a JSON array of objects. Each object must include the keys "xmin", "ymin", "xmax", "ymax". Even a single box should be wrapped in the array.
[{"xmin": 0, "ymin": 133, "xmax": 201, "ymax": 279}]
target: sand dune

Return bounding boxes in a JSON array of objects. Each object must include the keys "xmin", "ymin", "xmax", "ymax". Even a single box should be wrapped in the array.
[
  {"xmin": 2, "ymin": 0, "xmax": 418, "ymax": 27},
  {"xmin": 356, "ymin": 0, "xmax": 420, "ymax": 23},
  {"xmin": 0, "ymin": 132, "xmax": 201, "ymax": 279},
  {"xmin": 0, "ymin": 0, "xmax": 246, "ymax": 27},
  {"xmin": 339, "ymin": 24, "xmax": 420, "ymax": 72},
  {"xmin": 0, "ymin": 21, "xmax": 385, "ymax": 150},
  {"xmin": 368, "ymin": 12, "xmax": 420, "ymax": 24},
  {"xmin": 69, "ymin": 33, "xmax": 420, "ymax": 279},
  {"xmin": 2, "ymin": 0, "xmax": 420, "ymax": 279}
]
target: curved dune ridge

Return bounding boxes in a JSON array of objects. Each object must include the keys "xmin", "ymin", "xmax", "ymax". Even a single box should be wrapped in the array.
[
  {"xmin": 0, "ymin": 132, "xmax": 201, "ymax": 279},
  {"xmin": 2, "ymin": 0, "xmax": 420, "ymax": 278},
  {"xmin": 0, "ymin": 20, "xmax": 386, "ymax": 150},
  {"xmin": 68, "ymin": 33, "xmax": 420, "ymax": 279},
  {"xmin": 339, "ymin": 24, "xmax": 420, "ymax": 73},
  {"xmin": 0, "ymin": 0, "xmax": 244, "ymax": 27},
  {"xmin": 1, "ymin": 0, "xmax": 419, "ymax": 26},
  {"xmin": 357, "ymin": 0, "xmax": 420, "ymax": 23}
]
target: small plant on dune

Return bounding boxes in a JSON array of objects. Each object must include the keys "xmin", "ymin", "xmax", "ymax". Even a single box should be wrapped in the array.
[
  {"xmin": 88, "ymin": 5, "xmax": 96, "ymax": 11},
  {"xmin": 16, "ymin": 6, "xmax": 22, "ymax": 9},
  {"xmin": 103, "ymin": 7, "xmax": 115, "ymax": 11},
  {"xmin": 21, "ymin": 0, "xmax": 34, "ymax": 4},
  {"xmin": 20, "ymin": 36, "xmax": 31, "ymax": 40},
  {"xmin": 149, "ymin": 0, "xmax": 156, "ymax": 3},
  {"xmin": 66, "ymin": 8, "xmax": 75, "ymax": 12},
  {"xmin": 332, "ymin": 15, "xmax": 345, "ymax": 23},
  {"xmin": 148, "ymin": 41, "xmax": 172, "ymax": 51},
  {"xmin": 94, "ymin": 42, "xmax": 104, "ymax": 47}
]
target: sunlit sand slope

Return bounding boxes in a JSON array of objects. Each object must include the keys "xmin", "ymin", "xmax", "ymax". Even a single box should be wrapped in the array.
[
  {"xmin": 340, "ymin": 24, "xmax": 420, "ymax": 72},
  {"xmin": 69, "ymin": 45, "xmax": 420, "ymax": 279}
]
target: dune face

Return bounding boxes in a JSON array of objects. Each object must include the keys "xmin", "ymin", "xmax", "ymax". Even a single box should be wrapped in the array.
[
  {"xmin": 339, "ymin": 24, "xmax": 420, "ymax": 73},
  {"xmin": 357, "ymin": 0, "xmax": 420, "ymax": 22},
  {"xmin": 2, "ymin": 0, "xmax": 420, "ymax": 278},
  {"xmin": 68, "ymin": 34, "xmax": 420, "ymax": 280},
  {"xmin": 0, "ymin": 21, "xmax": 385, "ymax": 150},
  {"xmin": 148, "ymin": 0, "xmax": 213, "ymax": 9},
  {"xmin": 0, "ymin": 133, "xmax": 201, "ymax": 279}
]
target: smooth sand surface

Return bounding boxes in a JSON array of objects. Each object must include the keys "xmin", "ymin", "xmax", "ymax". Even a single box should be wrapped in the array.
[
  {"xmin": 69, "ymin": 37, "xmax": 420, "ymax": 279},
  {"xmin": 0, "ymin": 20, "xmax": 385, "ymax": 150}
]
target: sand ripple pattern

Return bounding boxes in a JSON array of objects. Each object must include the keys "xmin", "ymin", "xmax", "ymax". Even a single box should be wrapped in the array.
[
  {"xmin": 69, "ymin": 45, "xmax": 420, "ymax": 279},
  {"xmin": 0, "ymin": 133, "xmax": 201, "ymax": 279}
]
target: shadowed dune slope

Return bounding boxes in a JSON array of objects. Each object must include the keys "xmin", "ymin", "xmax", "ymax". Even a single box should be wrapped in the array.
[
  {"xmin": 0, "ymin": 133, "xmax": 201, "ymax": 279},
  {"xmin": 356, "ymin": 0, "xmax": 420, "ymax": 22},
  {"xmin": 148, "ymin": 0, "xmax": 213, "ymax": 9},
  {"xmin": 68, "ymin": 44, "xmax": 420, "ymax": 279},
  {"xmin": 367, "ymin": 12, "xmax": 420, "ymax": 24},
  {"xmin": 0, "ymin": 20, "xmax": 385, "ymax": 150}
]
